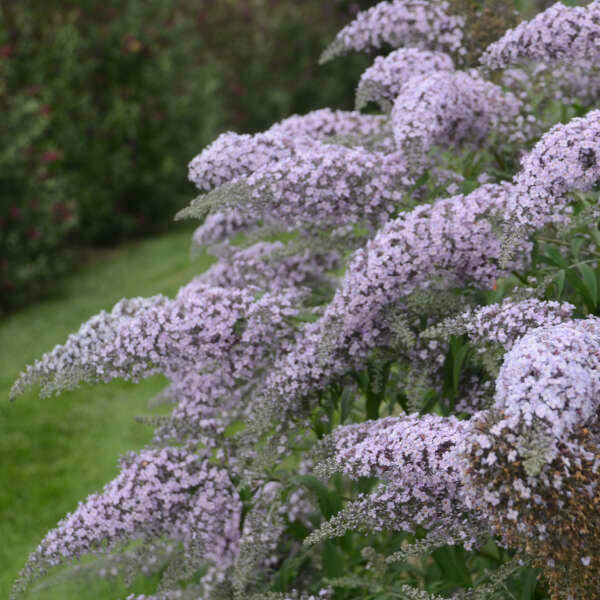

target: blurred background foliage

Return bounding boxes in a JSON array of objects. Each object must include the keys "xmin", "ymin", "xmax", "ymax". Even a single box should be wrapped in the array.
[{"xmin": 0, "ymin": 0, "xmax": 376, "ymax": 313}]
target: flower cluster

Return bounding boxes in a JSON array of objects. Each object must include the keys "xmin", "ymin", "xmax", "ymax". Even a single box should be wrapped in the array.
[
  {"xmin": 187, "ymin": 109, "xmax": 392, "ymax": 193},
  {"xmin": 481, "ymin": 0, "xmax": 600, "ymax": 69},
  {"xmin": 461, "ymin": 317, "xmax": 600, "ymax": 597},
  {"xmin": 13, "ymin": 448, "xmax": 241, "ymax": 597},
  {"xmin": 391, "ymin": 69, "xmax": 524, "ymax": 163},
  {"xmin": 355, "ymin": 48, "xmax": 454, "ymax": 111},
  {"xmin": 308, "ymin": 414, "xmax": 487, "ymax": 549},
  {"xmin": 426, "ymin": 297, "xmax": 576, "ymax": 350},
  {"xmin": 509, "ymin": 109, "xmax": 600, "ymax": 230},
  {"xmin": 11, "ymin": 283, "xmax": 300, "ymax": 399},
  {"xmin": 198, "ymin": 241, "xmax": 341, "ymax": 293},
  {"xmin": 262, "ymin": 183, "xmax": 532, "ymax": 420},
  {"xmin": 181, "ymin": 142, "xmax": 415, "ymax": 233},
  {"xmin": 320, "ymin": 0, "xmax": 465, "ymax": 64}
]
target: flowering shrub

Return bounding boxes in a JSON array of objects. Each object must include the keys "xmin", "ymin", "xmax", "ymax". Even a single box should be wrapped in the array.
[{"xmin": 10, "ymin": 1, "xmax": 600, "ymax": 599}]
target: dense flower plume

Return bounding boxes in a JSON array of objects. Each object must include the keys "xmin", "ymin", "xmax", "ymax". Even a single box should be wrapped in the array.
[
  {"xmin": 462, "ymin": 317, "xmax": 600, "ymax": 597},
  {"xmin": 10, "ymin": 1, "xmax": 600, "ymax": 598},
  {"xmin": 481, "ymin": 0, "xmax": 600, "ymax": 69},
  {"xmin": 10, "ymin": 283, "xmax": 300, "ymax": 399},
  {"xmin": 197, "ymin": 241, "xmax": 341, "ymax": 293},
  {"xmin": 261, "ymin": 183, "xmax": 532, "ymax": 417},
  {"xmin": 180, "ymin": 142, "xmax": 415, "ymax": 232},
  {"xmin": 13, "ymin": 448, "xmax": 241, "ymax": 597},
  {"xmin": 187, "ymin": 109, "xmax": 392, "ymax": 192},
  {"xmin": 355, "ymin": 48, "xmax": 454, "ymax": 110},
  {"xmin": 320, "ymin": 0, "xmax": 465, "ymax": 64},
  {"xmin": 391, "ymin": 69, "xmax": 524, "ymax": 163},
  {"xmin": 509, "ymin": 109, "xmax": 600, "ymax": 230},
  {"xmin": 427, "ymin": 297, "xmax": 576, "ymax": 350}
]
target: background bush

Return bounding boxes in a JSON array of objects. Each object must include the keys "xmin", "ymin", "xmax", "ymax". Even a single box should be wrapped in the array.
[{"xmin": 0, "ymin": 0, "xmax": 375, "ymax": 313}]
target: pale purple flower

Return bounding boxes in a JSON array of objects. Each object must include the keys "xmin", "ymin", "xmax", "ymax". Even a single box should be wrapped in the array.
[
  {"xmin": 320, "ymin": 0, "xmax": 465, "ymax": 64},
  {"xmin": 391, "ymin": 70, "xmax": 524, "ymax": 165},
  {"xmin": 481, "ymin": 1, "xmax": 600, "ymax": 69},
  {"xmin": 16, "ymin": 448, "xmax": 241, "ymax": 593},
  {"xmin": 356, "ymin": 48, "xmax": 454, "ymax": 110},
  {"xmin": 508, "ymin": 109, "xmax": 600, "ymax": 230}
]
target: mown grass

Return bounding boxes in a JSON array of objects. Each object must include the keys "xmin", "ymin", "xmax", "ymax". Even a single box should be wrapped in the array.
[{"xmin": 0, "ymin": 223, "xmax": 214, "ymax": 599}]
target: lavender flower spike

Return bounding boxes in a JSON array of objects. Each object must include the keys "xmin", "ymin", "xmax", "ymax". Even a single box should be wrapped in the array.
[
  {"xmin": 262, "ymin": 183, "xmax": 532, "ymax": 419},
  {"xmin": 508, "ymin": 108, "xmax": 600, "ymax": 230},
  {"xmin": 11, "ymin": 284, "xmax": 300, "ymax": 399},
  {"xmin": 481, "ymin": 1, "xmax": 600, "ymax": 70},
  {"xmin": 188, "ymin": 109, "xmax": 392, "ymax": 193},
  {"xmin": 308, "ymin": 415, "xmax": 488, "ymax": 549},
  {"xmin": 179, "ymin": 142, "xmax": 415, "ymax": 233},
  {"xmin": 320, "ymin": 0, "xmax": 465, "ymax": 64},
  {"xmin": 13, "ymin": 447, "xmax": 241, "ymax": 598},
  {"xmin": 462, "ymin": 317, "xmax": 600, "ymax": 597},
  {"xmin": 391, "ymin": 70, "xmax": 523, "ymax": 167},
  {"xmin": 356, "ymin": 48, "xmax": 454, "ymax": 111}
]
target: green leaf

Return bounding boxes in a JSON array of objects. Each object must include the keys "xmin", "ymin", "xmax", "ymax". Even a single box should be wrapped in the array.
[
  {"xmin": 340, "ymin": 387, "xmax": 355, "ymax": 423},
  {"xmin": 294, "ymin": 474, "xmax": 341, "ymax": 519},
  {"xmin": 565, "ymin": 268, "xmax": 596, "ymax": 311},
  {"xmin": 570, "ymin": 236, "xmax": 586, "ymax": 260},
  {"xmin": 431, "ymin": 547, "xmax": 471, "ymax": 588},
  {"xmin": 452, "ymin": 342, "xmax": 470, "ymax": 398},
  {"xmin": 322, "ymin": 540, "xmax": 345, "ymax": 579},
  {"xmin": 578, "ymin": 263, "xmax": 598, "ymax": 309},
  {"xmin": 518, "ymin": 568, "xmax": 538, "ymax": 600},
  {"xmin": 549, "ymin": 269, "xmax": 566, "ymax": 298},
  {"xmin": 272, "ymin": 554, "xmax": 308, "ymax": 591},
  {"xmin": 541, "ymin": 243, "xmax": 568, "ymax": 268}
]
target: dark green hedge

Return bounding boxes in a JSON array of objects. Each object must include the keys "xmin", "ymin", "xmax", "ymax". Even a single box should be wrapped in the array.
[{"xmin": 0, "ymin": 0, "xmax": 375, "ymax": 312}]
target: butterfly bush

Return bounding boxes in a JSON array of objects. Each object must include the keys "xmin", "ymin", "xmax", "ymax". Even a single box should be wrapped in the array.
[
  {"xmin": 187, "ymin": 109, "xmax": 391, "ymax": 193},
  {"xmin": 508, "ymin": 109, "xmax": 600, "ymax": 231},
  {"xmin": 10, "ymin": 1, "xmax": 600, "ymax": 599},
  {"xmin": 260, "ymin": 183, "xmax": 532, "ymax": 420},
  {"xmin": 10, "ymin": 283, "xmax": 300, "ymax": 399},
  {"xmin": 197, "ymin": 241, "xmax": 341, "ymax": 293}
]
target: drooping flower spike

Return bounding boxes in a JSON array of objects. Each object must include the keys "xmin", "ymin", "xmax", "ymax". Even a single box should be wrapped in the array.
[
  {"xmin": 180, "ymin": 142, "xmax": 415, "ymax": 233},
  {"xmin": 391, "ymin": 69, "xmax": 525, "ymax": 165},
  {"xmin": 11, "ymin": 283, "xmax": 300, "ymax": 399},
  {"xmin": 355, "ymin": 48, "xmax": 454, "ymax": 111},
  {"xmin": 187, "ymin": 109, "xmax": 392, "ymax": 193},
  {"xmin": 508, "ymin": 108, "xmax": 600, "ymax": 230},
  {"xmin": 261, "ymin": 183, "xmax": 532, "ymax": 421},
  {"xmin": 462, "ymin": 317, "xmax": 600, "ymax": 598},
  {"xmin": 320, "ymin": 0, "xmax": 465, "ymax": 64},
  {"xmin": 13, "ymin": 448, "xmax": 242, "ymax": 598},
  {"xmin": 481, "ymin": 0, "xmax": 600, "ymax": 70}
]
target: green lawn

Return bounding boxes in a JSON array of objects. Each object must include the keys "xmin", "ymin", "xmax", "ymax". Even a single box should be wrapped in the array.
[{"xmin": 0, "ymin": 224, "xmax": 214, "ymax": 599}]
